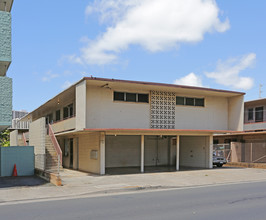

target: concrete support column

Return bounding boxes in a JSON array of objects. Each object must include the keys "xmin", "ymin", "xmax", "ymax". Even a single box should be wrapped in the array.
[
  {"xmin": 100, "ymin": 132, "xmax": 105, "ymax": 175},
  {"xmin": 209, "ymin": 135, "xmax": 213, "ymax": 169},
  {"xmin": 141, "ymin": 135, "xmax": 144, "ymax": 173},
  {"xmin": 176, "ymin": 135, "xmax": 180, "ymax": 171}
]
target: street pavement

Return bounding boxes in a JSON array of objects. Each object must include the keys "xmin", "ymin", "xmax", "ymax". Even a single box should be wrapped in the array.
[
  {"xmin": 1, "ymin": 167, "xmax": 266, "ymax": 205},
  {"xmin": 1, "ymin": 181, "xmax": 266, "ymax": 219}
]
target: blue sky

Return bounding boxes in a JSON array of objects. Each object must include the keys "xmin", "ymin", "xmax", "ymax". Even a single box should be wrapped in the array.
[{"xmin": 9, "ymin": 0, "xmax": 266, "ymax": 112}]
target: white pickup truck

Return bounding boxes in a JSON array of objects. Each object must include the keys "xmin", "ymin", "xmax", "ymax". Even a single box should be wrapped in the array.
[{"xmin": 213, "ymin": 154, "xmax": 227, "ymax": 167}]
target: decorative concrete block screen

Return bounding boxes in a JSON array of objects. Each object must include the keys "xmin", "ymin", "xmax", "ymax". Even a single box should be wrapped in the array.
[
  {"xmin": 0, "ymin": 146, "xmax": 34, "ymax": 177},
  {"xmin": 150, "ymin": 90, "xmax": 176, "ymax": 129}
]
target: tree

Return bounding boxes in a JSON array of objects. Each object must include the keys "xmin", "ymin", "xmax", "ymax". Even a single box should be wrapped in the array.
[{"xmin": 0, "ymin": 129, "xmax": 10, "ymax": 147}]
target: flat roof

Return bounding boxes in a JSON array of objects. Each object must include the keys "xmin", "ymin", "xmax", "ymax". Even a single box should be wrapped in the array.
[
  {"xmin": 84, "ymin": 77, "xmax": 245, "ymax": 96},
  {"xmin": 245, "ymin": 98, "xmax": 266, "ymax": 105},
  {"xmin": 215, "ymin": 131, "xmax": 266, "ymax": 137}
]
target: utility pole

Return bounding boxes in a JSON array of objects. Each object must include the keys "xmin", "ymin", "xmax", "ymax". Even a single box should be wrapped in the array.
[{"xmin": 259, "ymin": 84, "xmax": 263, "ymax": 98}]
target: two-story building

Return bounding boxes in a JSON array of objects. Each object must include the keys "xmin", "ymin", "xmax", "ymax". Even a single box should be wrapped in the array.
[
  {"xmin": 0, "ymin": 0, "xmax": 13, "ymax": 132},
  {"xmin": 13, "ymin": 77, "xmax": 244, "ymax": 175}
]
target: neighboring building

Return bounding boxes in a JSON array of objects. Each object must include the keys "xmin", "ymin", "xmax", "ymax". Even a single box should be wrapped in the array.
[
  {"xmin": 244, "ymin": 98, "xmax": 266, "ymax": 132},
  {"xmin": 11, "ymin": 77, "xmax": 244, "ymax": 174},
  {"xmin": 0, "ymin": 0, "xmax": 13, "ymax": 132},
  {"xmin": 10, "ymin": 110, "xmax": 29, "ymax": 130}
]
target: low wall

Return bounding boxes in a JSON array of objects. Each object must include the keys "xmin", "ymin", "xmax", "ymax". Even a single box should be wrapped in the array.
[
  {"xmin": 226, "ymin": 162, "xmax": 266, "ymax": 169},
  {"xmin": 0, "ymin": 146, "xmax": 34, "ymax": 176}
]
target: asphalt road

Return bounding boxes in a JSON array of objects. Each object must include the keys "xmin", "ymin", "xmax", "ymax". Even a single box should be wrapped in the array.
[{"xmin": 1, "ymin": 181, "xmax": 266, "ymax": 220}]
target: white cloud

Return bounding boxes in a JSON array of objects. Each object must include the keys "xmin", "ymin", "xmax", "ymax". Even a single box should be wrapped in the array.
[
  {"xmin": 174, "ymin": 72, "xmax": 203, "ymax": 87},
  {"xmin": 41, "ymin": 70, "xmax": 59, "ymax": 82},
  {"xmin": 62, "ymin": 81, "xmax": 74, "ymax": 89},
  {"xmin": 205, "ymin": 53, "xmax": 256, "ymax": 90},
  {"xmin": 78, "ymin": 0, "xmax": 230, "ymax": 65}
]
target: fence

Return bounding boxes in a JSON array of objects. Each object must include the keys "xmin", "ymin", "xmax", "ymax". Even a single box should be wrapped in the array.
[{"xmin": 214, "ymin": 142, "xmax": 266, "ymax": 163}]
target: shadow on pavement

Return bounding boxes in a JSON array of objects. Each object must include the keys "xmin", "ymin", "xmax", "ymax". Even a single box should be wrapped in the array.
[{"xmin": 0, "ymin": 176, "xmax": 48, "ymax": 188}]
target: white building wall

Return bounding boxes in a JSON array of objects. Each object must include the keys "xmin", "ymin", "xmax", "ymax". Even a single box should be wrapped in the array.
[
  {"xmin": 10, "ymin": 130, "xmax": 18, "ymax": 146},
  {"xmin": 175, "ymin": 96, "xmax": 228, "ymax": 130},
  {"xmin": 29, "ymin": 117, "xmax": 46, "ymax": 170},
  {"xmin": 180, "ymin": 136, "xmax": 209, "ymax": 168},
  {"xmin": 86, "ymin": 86, "xmax": 150, "ymax": 129},
  {"xmin": 228, "ymin": 95, "xmax": 244, "ymax": 131},
  {"xmin": 76, "ymin": 80, "xmax": 86, "ymax": 130}
]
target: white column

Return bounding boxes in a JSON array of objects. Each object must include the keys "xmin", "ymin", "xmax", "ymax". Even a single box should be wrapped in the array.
[
  {"xmin": 141, "ymin": 135, "xmax": 144, "ymax": 173},
  {"xmin": 176, "ymin": 135, "xmax": 180, "ymax": 171},
  {"xmin": 100, "ymin": 132, "xmax": 105, "ymax": 175},
  {"xmin": 209, "ymin": 135, "xmax": 213, "ymax": 169}
]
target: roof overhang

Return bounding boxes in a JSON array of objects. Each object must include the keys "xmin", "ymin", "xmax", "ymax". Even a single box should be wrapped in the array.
[
  {"xmin": 54, "ymin": 128, "xmax": 238, "ymax": 137},
  {"xmin": 0, "ymin": 0, "xmax": 13, "ymax": 12}
]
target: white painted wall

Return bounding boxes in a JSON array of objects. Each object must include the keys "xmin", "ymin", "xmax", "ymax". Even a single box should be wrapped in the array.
[
  {"xmin": 86, "ymin": 86, "xmax": 150, "ymax": 129},
  {"xmin": 29, "ymin": 117, "xmax": 46, "ymax": 170},
  {"xmin": 10, "ymin": 130, "xmax": 18, "ymax": 146},
  {"xmin": 175, "ymin": 96, "xmax": 228, "ymax": 130},
  {"xmin": 180, "ymin": 136, "xmax": 209, "ymax": 168},
  {"xmin": 76, "ymin": 81, "xmax": 86, "ymax": 130},
  {"xmin": 228, "ymin": 95, "xmax": 244, "ymax": 131}
]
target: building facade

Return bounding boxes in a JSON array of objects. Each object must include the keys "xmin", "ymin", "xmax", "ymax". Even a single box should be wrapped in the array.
[
  {"xmin": 0, "ymin": 0, "xmax": 13, "ymax": 132},
  {"xmin": 12, "ymin": 77, "xmax": 244, "ymax": 174},
  {"xmin": 244, "ymin": 98, "xmax": 266, "ymax": 132}
]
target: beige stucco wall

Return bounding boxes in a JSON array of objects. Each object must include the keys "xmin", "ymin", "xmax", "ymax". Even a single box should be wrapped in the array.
[
  {"xmin": 29, "ymin": 117, "xmax": 46, "ymax": 170},
  {"xmin": 78, "ymin": 132, "xmax": 100, "ymax": 174},
  {"xmin": 86, "ymin": 86, "xmax": 150, "ymax": 129},
  {"xmin": 175, "ymin": 96, "xmax": 228, "ymax": 130},
  {"xmin": 180, "ymin": 136, "xmax": 209, "ymax": 168}
]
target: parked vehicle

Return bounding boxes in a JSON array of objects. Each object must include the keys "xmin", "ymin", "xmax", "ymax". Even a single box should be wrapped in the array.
[{"xmin": 213, "ymin": 154, "xmax": 227, "ymax": 167}]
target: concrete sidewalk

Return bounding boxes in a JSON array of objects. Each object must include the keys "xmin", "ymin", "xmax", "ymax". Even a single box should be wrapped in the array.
[{"xmin": 1, "ymin": 167, "xmax": 266, "ymax": 205}]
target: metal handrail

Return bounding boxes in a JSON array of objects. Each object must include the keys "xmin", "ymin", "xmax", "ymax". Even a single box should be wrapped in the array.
[{"xmin": 48, "ymin": 124, "xmax": 62, "ymax": 165}]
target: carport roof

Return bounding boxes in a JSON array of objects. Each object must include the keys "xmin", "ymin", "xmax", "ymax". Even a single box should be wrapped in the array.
[{"xmin": 82, "ymin": 128, "xmax": 239, "ymax": 135}]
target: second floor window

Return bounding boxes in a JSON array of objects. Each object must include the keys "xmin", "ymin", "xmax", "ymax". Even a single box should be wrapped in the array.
[
  {"xmin": 176, "ymin": 96, "xmax": 204, "ymax": 107},
  {"xmin": 63, "ymin": 104, "xmax": 74, "ymax": 119},
  {"xmin": 114, "ymin": 92, "xmax": 149, "ymax": 103},
  {"xmin": 248, "ymin": 108, "xmax": 253, "ymax": 121}
]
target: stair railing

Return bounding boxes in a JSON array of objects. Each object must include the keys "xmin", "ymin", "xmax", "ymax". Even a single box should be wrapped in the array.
[{"xmin": 48, "ymin": 124, "xmax": 62, "ymax": 165}]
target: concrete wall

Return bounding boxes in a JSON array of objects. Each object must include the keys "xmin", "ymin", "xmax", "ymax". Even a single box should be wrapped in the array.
[
  {"xmin": 228, "ymin": 95, "xmax": 244, "ymax": 131},
  {"xmin": 78, "ymin": 132, "xmax": 100, "ymax": 174},
  {"xmin": 29, "ymin": 117, "xmax": 46, "ymax": 170},
  {"xmin": 76, "ymin": 80, "xmax": 86, "ymax": 130},
  {"xmin": 180, "ymin": 136, "xmax": 209, "ymax": 168},
  {"xmin": 10, "ymin": 130, "xmax": 18, "ymax": 146},
  {"xmin": 175, "ymin": 96, "xmax": 228, "ymax": 130},
  {"xmin": 86, "ymin": 86, "xmax": 150, "ymax": 129},
  {"xmin": 0, "ymin": 146, "xmax": 34, "ymax": 176},
  {"xmin": 0, "ymin": 76, "xmax": 12, "ymax": 129},
  {"xmin": 0, "ymin": 11, "xmax": 11, "ymax": 62}
]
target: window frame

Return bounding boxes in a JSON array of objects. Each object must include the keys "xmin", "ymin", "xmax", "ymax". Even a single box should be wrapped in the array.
[
  {"xmin": 176, "ymin": 96, "xmax": 205, "ymax": 107},
  {"xmin": 113, "ymin": 91, "xmax": 149, "ymax": 103}
]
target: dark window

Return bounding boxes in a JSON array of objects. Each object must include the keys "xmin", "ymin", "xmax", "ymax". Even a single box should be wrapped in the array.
[
  {"xmin": 56, "ymin": 110, "xmax": 61, "ymax": 121},
  {"xmin": 114, "ymin": 91, "xmax": 149, "ymax": 103},
  {"xmin": 138, "ymin": 94, "xmax": 149, "ymax": 103},
  {"xmin": 176, "ymin": 97, "xmax": 185, "ymax": 105},
  {"xmin": 69, "ymin": 104, "xmax": 74, "ymax": 117},
  {"xmin": 114, "ymin": 92, "xmax": 124, "ymax": 101},
  {"xmin": 63, "ymin": 107, "xmax": 68, "ymax": 119},
  {"xmin": 255, "ymin": 106, "xmax": 263, "ymax": 122},
  {"xmin": 126, "ymin": 93, "xmax": 136, "ymax": 102},
  {"xmin": 248, "ymin": 108, "xmax": 253, "ymax": 120},
  {"xmin": 195, "ymin": 98, "xmax": 204, "ymax": 107},
  {"xmin": 186, "ymin": 98, "xmax": 194, "ymax": 106}
]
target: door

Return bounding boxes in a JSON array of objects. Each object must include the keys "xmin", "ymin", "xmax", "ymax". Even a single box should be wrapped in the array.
[
  {"xmin": 255, "ymin": 107, "xmax": 263, "ymax": 122},
  {"xmin": 69, "ymin": 138, "xmax": 74, "ymax": 168}
]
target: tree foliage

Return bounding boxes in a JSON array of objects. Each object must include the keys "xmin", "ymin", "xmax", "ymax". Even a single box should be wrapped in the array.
[{"xmin": 0, "ymin": 129, "xmax": 10, "ymax": 147}]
